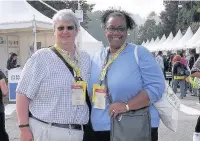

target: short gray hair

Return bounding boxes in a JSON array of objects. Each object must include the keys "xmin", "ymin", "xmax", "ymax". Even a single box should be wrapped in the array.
[{"xmin": 52, "ymin": 9, "xmax": 80, "ymax": 31}]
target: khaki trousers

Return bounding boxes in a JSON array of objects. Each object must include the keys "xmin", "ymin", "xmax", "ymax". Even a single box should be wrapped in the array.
[{"xmin": 29, "ymin": 117, "xmax": 84, "ymax": 141}]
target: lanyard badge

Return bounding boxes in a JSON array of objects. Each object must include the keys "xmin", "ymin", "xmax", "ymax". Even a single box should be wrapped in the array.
[
  {"xmin": 72, "ymin": 81, "xmax": 87, "ymax": 105},
  {"xmin": 93, "ymin": 84, "xmax": 107, "ymax": 109},
  {"xmin": 54, "ymin": 44, "xmax": 87, "ymax": 105},
  {"xmin": 92, "ymin": 43, "xmax": 127, "ymax": 109}
]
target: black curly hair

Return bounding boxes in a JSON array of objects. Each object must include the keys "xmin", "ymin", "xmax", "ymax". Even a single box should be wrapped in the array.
[{"xmin": 101, "ymin": 9, "xmax": 136, "ymax": 30}]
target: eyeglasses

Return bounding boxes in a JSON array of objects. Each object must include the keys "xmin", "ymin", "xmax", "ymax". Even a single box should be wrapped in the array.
[
  {"xmin": 106, "ymin": 27, "xmax": 127, "ymax": 32},
  {"xmin": 56, "ymin": 26, "xmax": 75, "ymax": 31}
]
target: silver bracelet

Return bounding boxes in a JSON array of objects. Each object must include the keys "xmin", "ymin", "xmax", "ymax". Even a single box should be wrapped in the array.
[{"xmin": 125, "ymin": 103, "xmax": 130, "ymax": 111}]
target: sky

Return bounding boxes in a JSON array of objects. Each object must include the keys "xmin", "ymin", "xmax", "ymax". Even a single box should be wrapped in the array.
[{"xmin": 86, "ymin": 0, "xmax": 165, "ymax": 18}]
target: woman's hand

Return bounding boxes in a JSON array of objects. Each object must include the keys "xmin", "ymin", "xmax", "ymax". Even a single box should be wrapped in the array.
[{"xmin": 109, "ymin": 102, "xmax": 127, "ymax": 118}]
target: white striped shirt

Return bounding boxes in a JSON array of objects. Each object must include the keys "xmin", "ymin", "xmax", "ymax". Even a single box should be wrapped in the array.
[{"xmin": 16, "ymin": 48, "xmax": 91, "ymax": 124}]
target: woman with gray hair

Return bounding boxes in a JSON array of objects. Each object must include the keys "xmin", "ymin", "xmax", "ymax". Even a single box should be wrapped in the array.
[{"xmin": 16, "ymin": 9, "xmax": 91, "ymax": 141}]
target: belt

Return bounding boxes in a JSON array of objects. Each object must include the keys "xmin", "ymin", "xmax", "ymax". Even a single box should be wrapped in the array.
[{"xmin": 29, "ymin": 114, "xmax": 82, "ymax": 130}]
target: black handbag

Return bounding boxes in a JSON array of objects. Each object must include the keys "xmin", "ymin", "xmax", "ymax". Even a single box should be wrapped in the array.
[{"xmin": 50, "ymin": 47, "xmax": 95, "ymax": 141}]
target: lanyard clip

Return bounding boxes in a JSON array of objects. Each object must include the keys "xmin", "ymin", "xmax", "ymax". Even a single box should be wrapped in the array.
[{"xmin": 75, "ymin": 77, "xmax": 82, "ymax": 81}]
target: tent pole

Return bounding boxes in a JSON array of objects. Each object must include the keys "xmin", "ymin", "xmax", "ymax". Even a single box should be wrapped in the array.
[
  {"xmin": 77, "ymin": 0, "xmax": 82, "ymax": 50},
  {"xmin": 33, "ymin": 15, "xmax": 37, "ymax": 52}
]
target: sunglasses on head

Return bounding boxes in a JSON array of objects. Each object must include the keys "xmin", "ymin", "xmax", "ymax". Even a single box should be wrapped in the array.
[{"xmin": 56, "ymin": 26, "xmax": 75, "ymax": 31}]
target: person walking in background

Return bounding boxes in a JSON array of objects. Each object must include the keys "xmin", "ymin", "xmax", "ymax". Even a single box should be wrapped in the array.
[
  {"xmin": 189, "ymin": 49, "xmax": 199, "ymax": 70},
  {"xmin": 180, "ymin": 51, "xmax": 190, "ymax": 96},
  {"xmin": 180, "ymin": 51, "xmax": 188, "ymax": 67},
  {"xmin": 156, "ymin": 51, "xmax": 165, "ymax": 77},
  {"xmin": 172, "ymin": 55, "xmax": 189, "ymax": 99},
  {"xmin": 188, "ymin": 49, "xmax": 200, "ymax": 96},
  {"xmin": 0, "ymin": 70, "xmax": 9, "ymax": 141}
]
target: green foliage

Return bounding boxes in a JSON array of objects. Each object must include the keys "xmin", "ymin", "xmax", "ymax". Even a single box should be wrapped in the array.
[
  {"xmin": 137, "ymin": 1, "xmax": 200, "ymax": 44},
  {"xmin": 160, "ymin": 1, "xmax": 179, "ymax": 36},
  {"xmin": 190, "ymin": 22, "xmax": 200, "ymax": 33},
  {"xmin": 176, "ymin": 1, "xmax": 199, "ymax": 32},
  {"xmin": 136, "ymin": 12, "xmax": 164, "ymax": 44},
  {"xmin": 27, "ymin": 0, "xmax": 95, "ymax": 28}
]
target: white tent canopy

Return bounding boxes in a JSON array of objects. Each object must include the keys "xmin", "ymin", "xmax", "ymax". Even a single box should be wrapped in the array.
[
  {"xmin": 160, "ymin": 32, "xmax": 174, "ymax": 51},
  {"xmin": 141, "ymin": 26, "xmax": 200, "ymax": 52},
  {"xmin": 143, "ymin": 39, "xmax": 150, "ymax": 47},
  {"xmin": 151, "ymin": 34, "xmax": 166, "ymax": 52},
  {"xmin": 146, "ymin": 37, "xmax": 160, "ymax": 51},
  {"xmin": 77, "ymin": 28, "xmax": 103, "ymax": 55},
  {"xmin": 166, "ymin": 29, "xmax": 183, "ymax": 51},
  {"xmin": 155, "ymin": 36, "xmax": 160, "ymax": 43},
  {"xmin": 156, "ymin": 34, "xmax": 166, "ymax": 44},
  {"xmin": 145, "ymin": 38, "xmax": 154, "ymax": 49},
  {"xmin": 176, "ymin": 26, "xmax": 193, "ymax": 50},
  {"xmin": 141, "ymin": 41, "xmax": 145, "ymax": 45},
  {"xmin": 0, "ymin": 0, "xmax": 103, "ymax": 70},
  {"xmin": 148, "ymin": 38, "xmax": 155, "ymax": 45},
  {"xmin": 185, "ymin": 27, "xmax": 200, "ymax": 49},
  {"xmin": 194, "ymin": 40, "xmax": 200, "ymax": 48},
  {"xmin": 0, "ymin": 0, "xmax": 53, "ymax": 33}
]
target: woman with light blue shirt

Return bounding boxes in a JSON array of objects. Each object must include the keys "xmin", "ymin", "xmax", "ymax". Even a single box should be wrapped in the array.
[{"xmin": 88, "ymin": 9, "xmax": 165, "ymax": 141}]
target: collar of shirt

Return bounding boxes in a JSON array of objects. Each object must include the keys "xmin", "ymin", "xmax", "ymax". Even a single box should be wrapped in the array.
[{"xmin": 60, "ymin": 47, "xmax": 79, "ymax": 65}]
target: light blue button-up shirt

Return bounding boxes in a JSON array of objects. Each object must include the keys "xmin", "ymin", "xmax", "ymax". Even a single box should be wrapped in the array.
[{"xmin": 88, "ymin": 43, "xmax": 165, "ymax": 131}]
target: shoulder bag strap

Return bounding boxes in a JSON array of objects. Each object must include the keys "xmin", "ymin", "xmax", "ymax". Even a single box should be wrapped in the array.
[
  {"xmin": 50, "ymin": 46, "xmax": 91, "ymax": 114},
  {"xmin": 50, "ymin": 46, "xmax": 74, "ymax": 76}
]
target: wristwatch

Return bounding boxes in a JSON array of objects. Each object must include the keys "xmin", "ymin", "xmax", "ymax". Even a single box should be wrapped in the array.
[{"xmin": 18, "ymin": 124, "xmax": 29, "ymax": 128}]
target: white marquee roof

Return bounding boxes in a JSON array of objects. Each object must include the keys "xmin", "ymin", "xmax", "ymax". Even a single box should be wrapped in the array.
[
  {"xmin": 176, "ymin": 26, "xmax": 193, "ymax": 50},
  {"xmin": 185, "ymin": 27, "xmax": 200, "ymax": 49},
  {"xmin": 0, "ymin": 0, "xmax": 53, "ymax": 32},
  {"xmin": 166, "ymin": 29, "xmax": 183, "ymax": 51}
]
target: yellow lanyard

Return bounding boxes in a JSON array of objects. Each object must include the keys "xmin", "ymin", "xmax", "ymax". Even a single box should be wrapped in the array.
[
  {"xmin": 99, "ymin": 43, "xmax": 126, "ymax": 82},
  {"xmin": 54, "ymin": 44, "xmax": 81, "ymax": 78}
]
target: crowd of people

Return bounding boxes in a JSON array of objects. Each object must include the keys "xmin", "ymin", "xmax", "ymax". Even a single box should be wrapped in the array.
[
  {"xmin": 155, "ymin": 49, "xmax": 200, "ymax": 99},
  {"xmin": 154, "ymin": 49, "xmax": 200, "ymax": 141}
]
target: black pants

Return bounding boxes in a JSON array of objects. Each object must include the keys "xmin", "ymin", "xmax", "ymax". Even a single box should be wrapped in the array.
[
  {"xmin": 195, "ymin": 116, "xmax": 200, "ymax": 133},
  {"xmin": 94, "ymin": 131, "xmax": 110, "ymax": 141},
  {"xmin": 93, "ymin": 127, "xmax": 158, "ymax": 141},
  {"xmin": 151, "ymin": 127, "xmax": 158, "ymax": 141},
  {"xmin": 0, "ymin": 112, "xmax": 9, "ymax": 141}
]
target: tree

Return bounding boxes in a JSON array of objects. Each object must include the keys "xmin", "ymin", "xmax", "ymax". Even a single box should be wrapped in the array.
[
  {"xmin": 136, "ymin": 12, "xmax": 164, "ymax": 44},
  {"xmin": 177, "ymin": 1, "xmax": 200, "ymax": 33},
  {"xmin": 160, "ymin": 1, "xmax": 179, "ymax": 36},
  {"xmin": 147, "ymin": 11, "xmax": 156, "ymax": 20},
  {"xmin": 27, "ymin": 0, "xmax": 95, "ymax": 28},
  {"xmin": 137, "ymin": 1, "xmax": 200, "ymax": 44}
]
